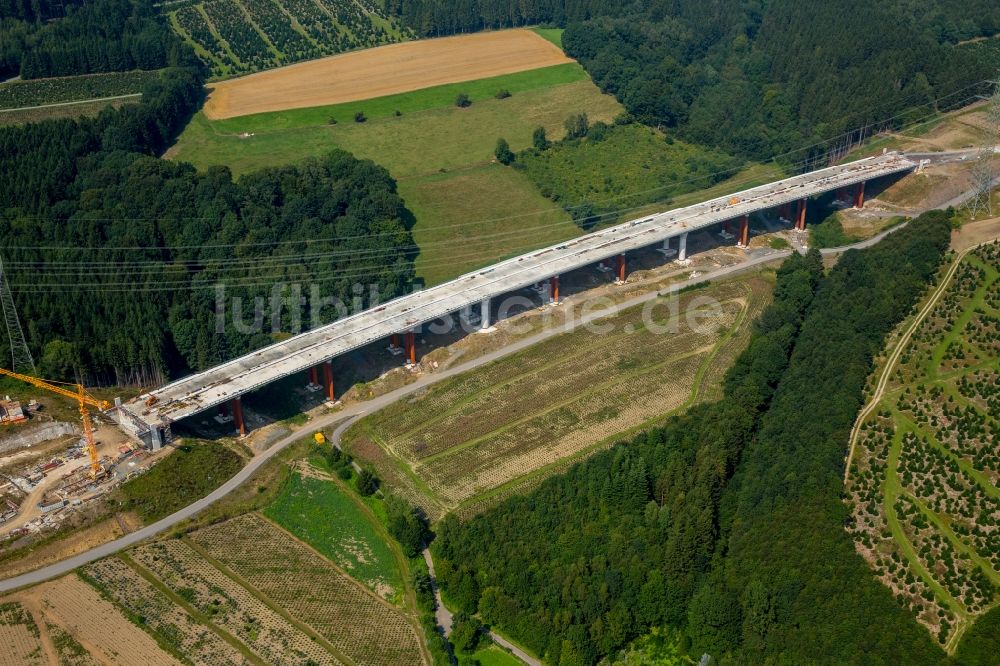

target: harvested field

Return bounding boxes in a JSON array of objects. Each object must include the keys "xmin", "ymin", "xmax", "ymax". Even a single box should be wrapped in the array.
[
  {"xmin": 190, "ymin": 513, "xmax": 425, "ymax": 666},
  {"xmin": 204, "ymin": 29, "xmax": 573, "ymax": 119},
  {"xmin": 24, "ymin": 575, "xmax": 181, "ymax": 665},
  {"xmin": 344, "ymin": 277, "xmax": 773, "ymax": 516},
  {"xmin": 131, "ymin": 540, "xmax": 342, "ymax": 665}
]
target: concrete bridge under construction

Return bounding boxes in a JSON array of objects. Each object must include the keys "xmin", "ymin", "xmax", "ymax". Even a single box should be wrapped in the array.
[{"xmin": 119, "ymin": 152, "xmax": 916, "ymax": 446}]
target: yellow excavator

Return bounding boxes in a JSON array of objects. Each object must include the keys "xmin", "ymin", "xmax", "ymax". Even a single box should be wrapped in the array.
[{"xmin": 0, "ymin": 368, "xmax": 111, "ymax": 478}]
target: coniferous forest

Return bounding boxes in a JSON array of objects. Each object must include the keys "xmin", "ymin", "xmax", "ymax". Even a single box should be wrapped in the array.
[
  {"xmin": 433, "ymin": 212, "xmax": 959, "ymax": 664},
  {"xmin": 0, "ymin": 0, "xmax": 181, "ymax": 80}
]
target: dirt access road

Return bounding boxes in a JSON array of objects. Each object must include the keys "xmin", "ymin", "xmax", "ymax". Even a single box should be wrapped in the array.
[{"xmin": 204, "ymin": 29, "xmax": 572, "ymax": 120}]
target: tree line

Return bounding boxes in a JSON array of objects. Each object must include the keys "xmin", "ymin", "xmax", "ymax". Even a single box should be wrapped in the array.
[
  {"xmin": 1, "ymin": 0, "xmax": 180, "ymax": 80},
  {"xmin": 432, "ymin": 211, "xmax": 962, "ymax": 664}
]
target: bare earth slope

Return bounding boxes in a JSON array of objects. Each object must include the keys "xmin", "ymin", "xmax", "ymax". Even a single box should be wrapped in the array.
[{"xmin": 204, "ymin": 29, "xmax": 573, "ymax": 119}]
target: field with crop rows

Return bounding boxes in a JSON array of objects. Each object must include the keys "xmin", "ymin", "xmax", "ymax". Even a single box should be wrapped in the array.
[
  {"xmin": 264, "ymin": 463, "xmax": 403, "ymax": 600},
  {"xmin": 3, "ymin": 575, "xmax": 182, "ymax": 665},
  {"xmin": 83, "ymin": 557, "xmax": 252, "ymax": 665},
  {"xmin": 344, "ymin": 277, "xmax": 773, "ymax": 517},
  {"xmin": 131, "ymin": 539, "xmax": 340, "ymax": 665},
  {"xmin": 1, "ymin": 458, "xmax": 426, "ymax": 664},
  {"xmin": 847, "ymin": 241, "xmax": 1000, "ymax": 651},
  {"xmin": 0, "ymin": 70, "xmax": 160, "ymax": 109},
  {"xmin": 170, "ymin": 0, "xmax": 410, "ymax": 78},
  {"xmin": 190, "ymin": 513, "xmax": 425, "ymax": 665},
  {"xmin": 0, "ymin": 602, "xmax": 45, "ymax": 666}
]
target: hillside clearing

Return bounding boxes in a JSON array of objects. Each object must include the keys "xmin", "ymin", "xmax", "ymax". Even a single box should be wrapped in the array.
[{"xmin": 343, "ymin": 277, "xmax": 774, "ymax": 518}]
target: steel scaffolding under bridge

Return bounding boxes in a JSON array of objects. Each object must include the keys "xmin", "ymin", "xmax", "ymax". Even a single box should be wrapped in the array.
[{"xmin": 120, "ymin": 151, "xmax": 915, "ymax": 445}]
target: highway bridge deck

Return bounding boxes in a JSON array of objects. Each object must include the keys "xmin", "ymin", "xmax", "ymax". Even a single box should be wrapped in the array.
[{"xmin": 122, "ymin": 152, "xmax": 915, "ymax": 435}]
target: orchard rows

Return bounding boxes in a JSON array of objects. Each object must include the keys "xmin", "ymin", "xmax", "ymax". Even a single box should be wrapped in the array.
[
  {"xmin": 847, "ymin": 242, "xmax": 1000, "ymax": 651},
  {"xmin": 170, "ymin": 0, "xmax": 411, "ymax": 77}
]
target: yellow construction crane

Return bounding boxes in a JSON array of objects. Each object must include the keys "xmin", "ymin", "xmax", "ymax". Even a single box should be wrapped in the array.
[{"xmin": 0, "ymin": 368, "xmax": 111, "ymax": 478}]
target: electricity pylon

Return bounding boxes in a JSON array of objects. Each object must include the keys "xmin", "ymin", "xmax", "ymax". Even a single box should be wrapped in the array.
[
  {"xmin": 964, "ymin": 81, "xmax": 1000, "ymax": 220},
  {"xmin": 0, "ymin": 255, "xmax": 35, "ymax": 373}
]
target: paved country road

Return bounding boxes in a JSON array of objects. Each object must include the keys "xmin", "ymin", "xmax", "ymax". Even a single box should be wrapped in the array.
[{"xmin": 0, "ymin": 214, "xmax": 952, "ymax": 593}]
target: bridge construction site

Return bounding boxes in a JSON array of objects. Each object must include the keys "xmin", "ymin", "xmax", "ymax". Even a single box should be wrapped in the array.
[{"xmin": 117, "ymin": 152, "xmax": 917, "ymax": 446}]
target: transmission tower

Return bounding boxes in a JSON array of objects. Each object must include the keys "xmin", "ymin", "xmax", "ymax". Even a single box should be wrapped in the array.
[
  {"xmin": 0, "ymin": 255, "xmax": 35, "ymax": 373},
  {"xmin": 964, "ymin": 81, "xmax": 1000, "ymax": 220}
]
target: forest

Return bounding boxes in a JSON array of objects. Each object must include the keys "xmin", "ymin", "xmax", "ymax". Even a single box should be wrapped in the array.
[
  {"xmin": 0, "ymin": 0, "xmax": 181, "ymax": 80},
  {"xmin": 393, "ymin": 0, "xmax": 1000, "ymax": 165},
  {"xmin": 433, "ymin": 247, "xmax": 824, "ymax": 662},
  {"xmin": 432, "ymin": 212, "xmax": 960, "ymax": 664},
  {"xmin": 0, "ymin": 3, "xmax": 416, "ymax": 386}
]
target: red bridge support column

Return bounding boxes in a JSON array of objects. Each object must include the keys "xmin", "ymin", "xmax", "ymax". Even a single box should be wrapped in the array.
[
  {"xmin": 322, "ymin": 360, "xmax": 335, "ymax": 401},
  {"xmin": 309, "ymin": 366, "xmax": 318, "ymax": 386},
  {"xmin": 616, "ymin": 254, "xmax": 626, "ymax": 283},
  {"xmin": 405, "ymin": 331, "xmax": 417, "ymax": 366},
  {"xmin": 738, "ymin": 215, "xmax": 750, "ymax": 247},
  {"xmin": 550, "ymin": 275, "xmax": 560, "ymax": 305},
  {"xmin": 853, "ymin": 181, "xmax": 866, "ymax": 209},
  {"xmin": 231, "ymin": 396, "xmax": 245, "ymax": 437},
  {"xmin": 795, "ymin": 199, "xmax": 807, "ymax": 231}
]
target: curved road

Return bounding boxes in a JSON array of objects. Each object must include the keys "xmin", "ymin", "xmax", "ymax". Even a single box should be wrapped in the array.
[{"xmin": 0, "ymin": 217, "xmax": 938, "ymax": 593}]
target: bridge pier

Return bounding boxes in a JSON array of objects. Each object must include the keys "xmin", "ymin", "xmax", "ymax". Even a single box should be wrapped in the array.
[
  {"xmin": 322, "ymin": 360, "xmax": 335, "ymax": 401},
  {"xmin": 795, "ymin": 200, "xmax": 807, "ymax": 231},
  {"xmin": 550, "ymin": 275, "xmax": 560, "ymax": 305},
  {"xmin": 678, "ymin": 233, "xmax": 688, "ymax": 261},
  {"xmin": 481, "ymin": 298, "xmax": 491, "ymax": 330},
  {"xmin": 309, "ymin": 366, "xmax": 318, "ymax": 387},
  {"xmin": 231, "ymin": 396, "xmax": 245, "ymax": 437},
  {"xmin": 616, "ymin": 254, "xmax": 626, "ymax": 284},
  {"xmin": 405, "ymin": 330, "xmax": 417, "ymax": 366},
  {"xmin": 853, "ymin": 181, "xmax": 866, "ymax": 209},
  {"xmin": 738, "ymin": 215, "xmax": 750, "ymax": 247}
]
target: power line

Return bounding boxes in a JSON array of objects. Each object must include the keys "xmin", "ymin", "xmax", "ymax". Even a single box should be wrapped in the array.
[
  {"xmin": 0, "ymin": 84, "xmax": 986, "ymax": 294},
  {"xmin": 0, "ymin": 78, "xmax": 986, "ymax": 258}
]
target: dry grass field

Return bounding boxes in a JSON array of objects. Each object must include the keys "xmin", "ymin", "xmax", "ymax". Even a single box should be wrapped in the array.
[
  {"xmin": 343, "ymin": 276, "xmax": 774, "ymax": 518},
  {"xmin": 204, "ymin": 29, "xmax": 572, "ymax": 119}
]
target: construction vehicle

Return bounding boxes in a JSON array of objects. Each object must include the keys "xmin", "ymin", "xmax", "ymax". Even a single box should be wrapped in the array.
[{"xmin": 0, "ymin": 368, "xmax": 111, "ymax": 478}]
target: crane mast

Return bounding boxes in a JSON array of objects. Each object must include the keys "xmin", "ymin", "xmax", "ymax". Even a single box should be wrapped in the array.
[{"xmin": 0, "ymin": 368, "xmax": 111, "ymax": 478}]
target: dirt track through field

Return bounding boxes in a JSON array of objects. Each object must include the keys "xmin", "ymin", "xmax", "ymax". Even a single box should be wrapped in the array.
[{"xmin": 204, "ymin": 29, "xmax": 574, "ymax": 120}]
